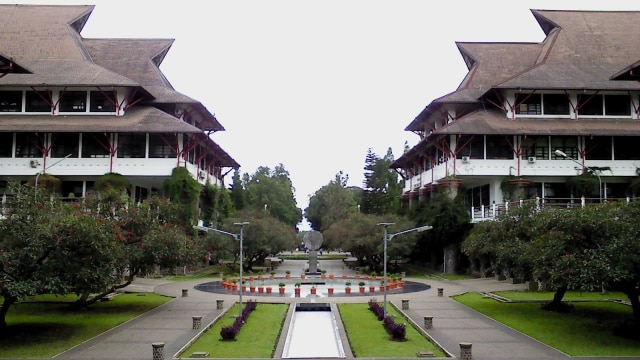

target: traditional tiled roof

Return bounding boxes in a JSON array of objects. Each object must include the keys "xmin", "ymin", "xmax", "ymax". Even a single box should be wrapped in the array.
[
  {"xmin": 0, "ymin": 107, "xmax": 201, "ymax": 133},
  {"xmin": 405, "ymin": 10, "xmax": 640, "ymax": 133},
  {"xmin": 433, "ymin": 108, "xmax": 640, "ymax": 136}
]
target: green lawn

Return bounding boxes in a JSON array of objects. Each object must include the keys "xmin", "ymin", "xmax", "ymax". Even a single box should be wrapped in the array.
[
  {"xmin": 454, "ymin": 292, "xmax": 640, "ymax": 356},
  {"xmin": 1, "ymin": 293, "xmax": 171, "ymax": 358},
  {"xmin": 180, "ymin": 303, "xmax": 288, "ymax": 358},
  {"xmin": 338, "ymin": 303, "xmax": 446, "ymax": 358}
]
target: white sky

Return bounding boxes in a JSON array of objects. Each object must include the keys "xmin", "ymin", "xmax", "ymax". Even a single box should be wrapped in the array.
[{"xmin": 4, "ymin": 1, "xmax": 640, "ymax": 229}]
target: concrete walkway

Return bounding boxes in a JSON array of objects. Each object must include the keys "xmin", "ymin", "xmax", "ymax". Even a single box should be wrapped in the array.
[{"xmin": 46, "ymin": 259, "xmax": 630, "ymax": 360}]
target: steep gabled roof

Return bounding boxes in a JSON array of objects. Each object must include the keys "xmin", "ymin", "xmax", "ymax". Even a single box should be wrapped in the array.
[{"xmin": 0, "ymin": 4, "xmax": 138, "ymax": 87}]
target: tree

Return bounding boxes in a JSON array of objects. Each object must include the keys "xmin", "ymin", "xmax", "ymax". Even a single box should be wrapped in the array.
[
  {"xmin": 242, "ymin": 164, "xmax": 302, "ymax": 228},
  {"xmin": 0, "ymin": 182, "xmax": 72, "ymax": 330},
  {"xmin": 409, "ymin": 194, "xmax": 471, "ymax": 273},
  {"xmin": 323, "ymin": 213, "xmax": 417, "ymax": 272},
  {"xmin": 229, "ymin": 169, "xmax": 246, "ymax": 211},
  {"xmin": 305, "ymin": 171, "xmax": 359, "ymax": 231},
  {"xmin": 201, "ymin": 183, "xmax": 233, "ymax": 227},
  {"xmin": 361, "ymin": 148, "xmax": 401, "ymax": 215},
  {"xmin": 163, "ymin": 167, "xmax": 202, "ymax": 225},
  {"xmin": 203, "ymin": 209, "xmax": 298, "ymax": 272}
]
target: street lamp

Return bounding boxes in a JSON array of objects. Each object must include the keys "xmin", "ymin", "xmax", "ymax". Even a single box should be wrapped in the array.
[
  {"xmin": 554, "ymin": 149, "xmax": 602, "ymax": 203},
  {"xmin": 194, "ymin": 221, "xmax": 250, "ymax": 318},
  {"xmin": 377, "ymin": 223, "xmax": 433, "ymax": 318}
]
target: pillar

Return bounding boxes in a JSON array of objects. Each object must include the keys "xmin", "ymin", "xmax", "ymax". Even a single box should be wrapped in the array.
[
  {"xmin": 459, "ymin": 342, "xmax": 472, "ymax": 360},
  {"xmin": 216, "ymin": 299, "xmax": 224, "ymax": 309},
  {"xmin": 192, "ymin": 316, "xmax": 202, "ymax": 330},
  {"xmin": 401, "ymin": 299, "xmax": 409, "ymax": 310},
  {"xmin": 152, "ymin": 342, "xmax": 165, "ymax": 360},
  {"xmin": 423, "ymin": 316, "xmax": 433, "ymax": 329}
]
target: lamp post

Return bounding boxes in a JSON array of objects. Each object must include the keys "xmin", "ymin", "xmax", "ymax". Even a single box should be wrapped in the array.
[
  {"xmin": 34, "ymin": 154, "xmax": 73, "ymax": 199},
  {"xmin": 377, "ymin": 223, "xmax": 433, "ymax": 318},
  {"xmin": 554, "ymin": 149, "xmax": 602, "ymax": 203},
  {"xmin": 194, "ymin": 221, "xmax": 249, "ymax": 318}
]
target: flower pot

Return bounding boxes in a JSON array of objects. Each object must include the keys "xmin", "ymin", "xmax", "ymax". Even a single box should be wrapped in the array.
[
  {"xmin": 369, "ymin": 286, "xmax": 376, "ymax": 293},
  {"xmin": 321, "ymin": 274, "xmax": 326, "ymax": 279},
  {"xmin": 359, "ymin": 287, "xmax": 365, "ymax": 293},
  {"xmin": 286, "ymin": 274, "xmax": 291, "ymax": 279},
  {"xmin": 345, "ymin": 287, "xmax": 351, "ymax": 294},
  {"xmin": 379, "ymin": 286, "xmax": 385, "ymax": 292},
  {"xmin": 269, "ymin": 275, "xmax": 275, "ymax": 280},
  {"xmin": 266, "ymin": 287, "xmax": 272, "ymax": 293},
  {"xmin": 242, "ymin": 286, "xmax": 247, "ymax": 292},
  {"xmin": 328, "ymin": 288, "xmax": 334, "ymax": 295},
  {"xmin": 301, "ymin": 274, "xmax": 306, "ymax": 279},
  {"xmin": 294, "ymin": 288, "xmax": 301, "ymax": 296},
  {"xmin": 329, "ymin": 274, "xmax": 335, "ymax": 279},
  {"xmin": 279, "ymin": 287, "xmax": 285, "ymax": 295},
  {"xmin": 250, "ymin": 286, "xmax": 256, "ymax": 293},
  {"xmin": 342, "ymin": 275, "xmax": 348, "ymax": 279},
  {"xmin": 355, "ymin": 275, "xmax": 360, "ymax": 279},
  {"xmin": 258, "ymin": 287, "xmax": 264, "ymax": 293},
  {"xmin": 310, "ymin": 288, "xmax": 317, "ymax": 295}
]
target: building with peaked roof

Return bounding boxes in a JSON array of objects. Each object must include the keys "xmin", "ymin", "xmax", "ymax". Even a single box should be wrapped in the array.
[
  {"xmin": 390, "ymin": 9, "xmax": 640, "ymax": 221},
  {"xmin": 0, "ymin": 4, "xmax": 238, "ymax": 200}
]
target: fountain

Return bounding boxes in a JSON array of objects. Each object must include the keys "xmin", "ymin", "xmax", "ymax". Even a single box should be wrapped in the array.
[
  {"xmin": 303, "ymin": 231, "xmax": 323, "ymax": 275},
  {"xmin": 281, "ymin": 303, "xmax": 345, "ymax": 358}
]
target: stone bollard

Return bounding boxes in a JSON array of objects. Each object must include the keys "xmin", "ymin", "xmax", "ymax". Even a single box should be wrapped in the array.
[
  {"xmin": 192, "ymin": 316, "xmax": 202, "ymax": 330},
  {"xmin": 152, "ymin": 342, "xmax": 165, "ymax": 360},
  {"xmin": 437, "ymin": 288, "xmax": 443, "ymax": 297},
  {"xmin": 423, "ymin": 316, "xmax": 433, "ymax": 329},
  {"xmin": 459, "ymin": 342, "xmax": 472, "ymax": 360},
  {"xmin": 182, "ymin": 289, "xmax": 188, "ymax": 297},
  {"xmin": 216, "ymin": 299, "xmax": 224, "ymax": 309},
  {"xmin": 401, "ymin": 299, "xmax": 409, "ymax": 310}
]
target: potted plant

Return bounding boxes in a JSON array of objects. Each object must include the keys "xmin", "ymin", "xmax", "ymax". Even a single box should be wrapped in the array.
[
  {"xmin": 285, "ymin": 270, "xmax": 291, "ymax": 279},
  {"xmin": 379, "ymin": 279, "xmax": 385, "ymax": 292},
  {"xmin": 329, "ymin": 273, "xmax": 335, "ymax": 279},
  {"xmin": 294, "ymin": 282, "xmax": 301, "ymax": 296},
  {"xmin": 358, "ymin": 281, "xmax": 366, "ymax": 293},
  {"xmin": 344, "ymin": 281, "xmax": 351, "ymax": 294},
  {"xmin": 278, "ymin": 282, "xmax": 286, "ymax": 295},
  {"xmin": 369, "ymin": 283, "xmax": 376, "ymax": 293},
  {"xmin": 310, "ymin": 285, "xmax": 317, "ymax": 295},
  {"xmin": 231, "ymin": 278, "xmax": 238, "ymax": 291},
  {"xmin": 321, "ymin": 269, "xmax": 327, "ymax": 279},
  {"xmin": 266, "ymin": 286, "xmax": 272, "ymax": 294},
  {"xmin": 301, "ymin": 273, "xmax": 306, "ymax": 279},
  {"xmin": 270, "ymin": 271, "xmax": 276, "ymax": 280},
  {"xmin": 327, "ymin": 286, "xmax": 334, "ymax": 295},
  {"xmin": 371, "ymin": 271, "xmax": 377, "ymax": 280}
]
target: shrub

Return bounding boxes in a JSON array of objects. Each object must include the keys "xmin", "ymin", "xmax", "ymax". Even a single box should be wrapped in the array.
[
  {"xmin": 220, "ymin": 300, "xmax": 257, "ymax": 340},
  {"xmin": 368, "ymin": 299, "xmax": 384, "ymax": 320},
  {"xmin": 383, "ymin": 316, "xmax": 406, "ymax": 340}
]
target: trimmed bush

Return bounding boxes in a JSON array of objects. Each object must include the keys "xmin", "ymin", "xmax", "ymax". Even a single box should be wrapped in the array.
[{"xmin": 220, "ymin": 300, "xmax": 257, "ymax": 340}]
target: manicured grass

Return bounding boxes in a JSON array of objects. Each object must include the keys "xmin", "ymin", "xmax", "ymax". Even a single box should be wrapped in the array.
[
  {"xmin": 338, "ymin": 303, "xmax": 446, "ymax": 358},
  {"xmin": 494, "ymin": 290, "xmax": 628, "ymax": 302},
  {"xmin": 180, "ymin": 303, "xmax": 288, "ymax": 358},
  {"xmin": 454, "ymin": 292, "xmax": 640, "ymax": 356},
  {"xmin": 1, "ymin": 293, "xmax": 171, "ymax": 358}
]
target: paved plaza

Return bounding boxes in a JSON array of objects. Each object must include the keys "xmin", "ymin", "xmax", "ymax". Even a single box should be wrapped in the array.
[{"xmin": 34, "ymin": 259, "xmax": 633, "ymax": 360}]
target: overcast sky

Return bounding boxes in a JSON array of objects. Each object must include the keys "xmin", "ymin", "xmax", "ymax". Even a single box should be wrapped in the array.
[{"xmin": 5, "ymin": 1, "xmax": 639, "ymax": 229}]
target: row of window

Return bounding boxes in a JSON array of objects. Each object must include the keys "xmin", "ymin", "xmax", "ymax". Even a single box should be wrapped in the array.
[
  {"xmin": 514, "ymin": 93, "xmax": 632, "ymax": 116},
  {"xmin": 0, "ymin": 133, "xmax": 175, "ymax": 158},
  {"xmin": 411, "ymin": 135, "xmax": 640, "ymax": 174},
  {"xmin": 0, "ymin": 90, "xmax": 116, "ymax": 113}
]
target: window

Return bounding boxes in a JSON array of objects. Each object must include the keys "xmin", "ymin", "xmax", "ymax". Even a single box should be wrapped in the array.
[
  {"xmin": 550, "ymin": 136, "xmax": 578, "ymax": 159},
  {"xmin": 81, "ymin": 133, "xmax": 110, "ymax": 158},
  {"xmin": 543, "ymin": 94, "xmax": 570, "ymax": 115},
  {"xmin": 585, "ymin": 137, "xmax": 612, "ymax": 160},
  {"xmin": 578, "ymin": 94, "xmax": 603, "ymax": 115},
  {"xmin": 149, "ymin": 134, "xmax": 177, "ymax": 158},
  {"xmin": 51, "ymin": 133, "xmax": 79, "ymax": 158},
  {"xmin": 515, "ymin": 93, "xmax": 541, "ymax": 115},
  {"xmin": 485, "ymin": 136, "xmax": 514, "ymax": 159},
  {"xmin": 0, "ymin": 91, "xmax": 22, "ymax": 112},
  {"xmin": 604, "ymin": 94, "xmax": 631, "ymax": 116},
  {"xmin": 0, "ymin": 133, "xmax": 12, "ymax": 157},
  {"xmin": 117, "ymin": 133, "xmax": 146, "ymax": 158},
  {"xmin": 15, "ymin": 133, "xmax": 42, "ymax": 158},
  {"xmin": 456, "ymin": 135, "xmax": 484, "ymax": 159},
  {"xmin": 58, "ymin": 91, "xmax": 87, "ymax": 112},
  {"xmin": 522, "ymin": 136, "xmax": 549, "ymax": 159},
  {"xmin": 90, "ymin": 91, "xmax": 116, "ymax": 112},
  {"xmin": 613, "ymin": 136, "xmax": 640, "ymax": 160},
  {"xmin": 25, "ymin": 91, "xmax": 51, "ymax": 112},
  {"xmin": 578, "ymin": 94, "xmax": 631, "ymax": 116}
]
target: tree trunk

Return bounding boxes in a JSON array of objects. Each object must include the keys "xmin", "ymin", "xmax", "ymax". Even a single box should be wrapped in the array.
[
  {"xmin": 623, "ymin": 286, "xmax": 640, "ymax": 325},
  {"xmin": 542, "ymin": 286, "xmax": 568, "ymax": 312},
  {"xmin": 443, "ymin": 244, "xmax": 458, "ymax": 274},
  {"xmin": 0, "ymin": 295, "xmax": 16, "ymax": 332}
]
